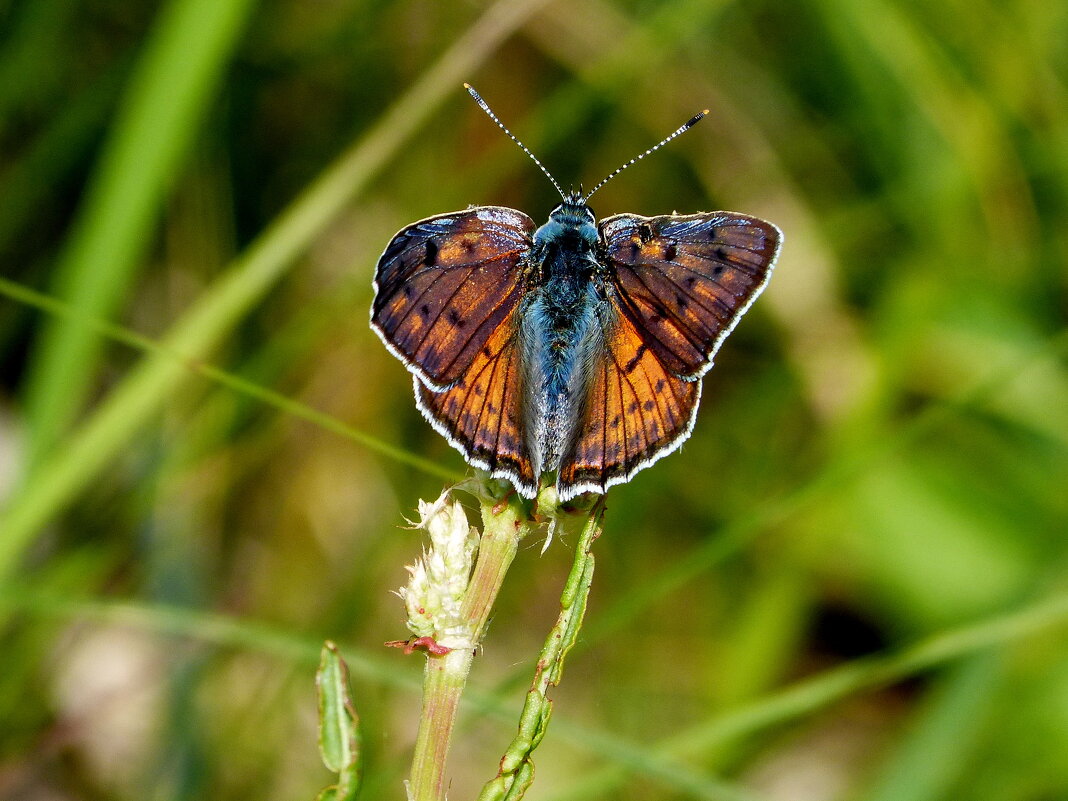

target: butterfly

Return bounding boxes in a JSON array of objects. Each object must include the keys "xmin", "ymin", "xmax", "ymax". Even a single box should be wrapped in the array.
[{"xmin": 372, "ymin": 85, "xmax": 782, "ymax": 502}]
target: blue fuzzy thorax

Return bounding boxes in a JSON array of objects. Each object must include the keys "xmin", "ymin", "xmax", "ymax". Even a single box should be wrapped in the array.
[{"xmin": 521, "ymin": 200, "xmax": 607, "ymax": 473}]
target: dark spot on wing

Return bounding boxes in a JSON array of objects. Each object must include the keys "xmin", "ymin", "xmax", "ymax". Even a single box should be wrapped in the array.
[
  {"xmin": 663, "ymin": 241, "xmax": 677, "ymax": 261},
  {"xmin": 714, "ymin": 246, "xmax": 728, "ymax": 261},
  {"xmin": 655, "ymin": 378, "xmax": 666, "ymax": 392},
  {"xmin": 712, "ymin": 263, "xmax": 725, "ymax": 276},
  {"xmin": 628, "ymin": 401, "xmax": 639, "ymax": 413},
  {"xmin": 623, "ymin": 343, "xmax": 648, "ymax": 373},
  {"xmin": 483, "ymin": 346, "xmax": 492, "ymax": 357},
  {"xmin": 638, "ymin": 223, "xmax": 654, "ymax": 244},
  {"xmin": 643, "ymin": 400, "xmax": 655, "ymax": 411},
  {"xmin": 675, "ymin": 294, "xmax": 688, "ymax": 309},
  {"xmin": 610, "ymin": 415, "xmax": 621, "ymax": 428},
  {"xmin": 474, "ymin": 384, "xmax": 484, "ymax": 397},
  {"xmin": 487, "ymin": 402, "xmax": 498, "ymax": 414},
  {"xmin": 685, "ymin": 275, "xmax": 697, "ymax": 287},
  {"xmin": 447, "ymin": 308, "xmax": 465, "ymax": 328},
  {"xmin": 423, "ymin": 239, "xmax": 439, "ymax": 266},
  {"xmin": 403, "ymin": 285, "xmax": 414, "ymax": 298},
  {"xmin": 419, "ymin": 304, "xmax": 431, "ymax": 318}
]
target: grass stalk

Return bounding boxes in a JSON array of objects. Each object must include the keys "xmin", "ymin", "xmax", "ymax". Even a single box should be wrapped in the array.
[{"xmin": 22, "ymin": 0, "xmax": 256, "ymax": 468}]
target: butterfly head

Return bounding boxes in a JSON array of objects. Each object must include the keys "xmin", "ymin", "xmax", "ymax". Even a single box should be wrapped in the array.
[
  {"xmin": 534, "ymin": 195, "xmax": 598, "ymax": 253},
  {"xmin": 555, "ymin": 189, "xmax": 595, "ymax": 222}
]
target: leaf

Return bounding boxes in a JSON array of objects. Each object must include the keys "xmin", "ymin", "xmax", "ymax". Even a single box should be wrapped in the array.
[{"xmin": 316, "ymin": 641, "xmax": 362, "ymax": 801}]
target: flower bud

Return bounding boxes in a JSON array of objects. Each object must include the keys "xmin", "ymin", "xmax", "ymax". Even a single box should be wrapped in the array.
[{"xmin": 397, "ymin": 491, "xmax": 479, "ymax": 648}]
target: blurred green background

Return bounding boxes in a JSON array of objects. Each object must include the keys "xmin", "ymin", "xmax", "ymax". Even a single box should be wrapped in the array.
[{"xmin": 1, "ymin": 0, "xmax": 1066, "ymax": 799}]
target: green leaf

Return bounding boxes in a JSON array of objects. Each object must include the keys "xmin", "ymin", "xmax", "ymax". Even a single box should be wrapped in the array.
[{"xmin": 316, "ymin": 641, "xmax": 362, "ymax": 801}]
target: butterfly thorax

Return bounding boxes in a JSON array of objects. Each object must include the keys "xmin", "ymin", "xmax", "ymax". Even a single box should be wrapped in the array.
[{"xmin": 521, "ymin": 202, "xmax": 608, "ymax": 475}]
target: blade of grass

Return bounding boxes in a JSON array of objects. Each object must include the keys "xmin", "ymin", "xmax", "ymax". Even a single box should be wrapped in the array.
[
  {"xmin": 860, "ymin": 655, "xmax": 1001, "ymax": 801},
  {"xmin": 0, "ymin": 0, "xmax": 554, "ymax": 580},
  {"xmin": 0, "ymin": 52, "xmax": 125, "ymax": 260},
  {"xmin": 0, "ymin": 586, "xmax": 418, "ymax": 692},
  {"xmin": 0, "ymin": 1, "xmax": 78, "ymax": 136},
  {"xmin": 21, "ymin": 0, "xmax": 257, "ymax": 470},
  {"xmin": 0, "ymin": 276, "xmax": 461, "ymax": 482},
  {"xmin": 822, "ymin": 0, "xmax": 1037, "ymax": 239}
]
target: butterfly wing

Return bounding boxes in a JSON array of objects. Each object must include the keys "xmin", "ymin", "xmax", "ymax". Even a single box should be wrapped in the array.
[
  {"xmin": 557, "ymin": 300, "xmax": 700, "ymax": 500},
  {"xmin": 599, "ymin": 212, "xmax": 781, "ymax": 379},
  {"xmin": 371, "ymin": 206, "xmax": 535, "ymax": 390},
  {"xmin": 556, "ymin": 212, "xmax": 780, "ymax": 499},
  {"xmin": 415, "ymin": 303, "xmax": 536, "ymax": 497}
]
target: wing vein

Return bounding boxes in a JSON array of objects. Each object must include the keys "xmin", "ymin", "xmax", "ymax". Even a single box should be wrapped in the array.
[{"xmin": 436, "ymin": 282, "xmax": 519, "ymax": 379}]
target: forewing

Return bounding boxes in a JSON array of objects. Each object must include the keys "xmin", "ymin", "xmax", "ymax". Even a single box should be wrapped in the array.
[
  {"xmin": 600, "ymin": 212, "xmax": 781, "ymax": 379},
  {"xmin": 415, "ymin": 305, "xmax": 536, "ymax": 498},
  {"xmin": 558, "ymin": 303, "xmax": 699, "ymax": 500},
  {"xmin": 372, "ymin": 206, "xmax": 534, "ymax": 390}
]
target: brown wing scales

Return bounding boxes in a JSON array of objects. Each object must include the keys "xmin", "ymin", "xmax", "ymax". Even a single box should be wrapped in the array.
[
  {"xmin": 601, "ymin": 212, "xmax": 781, "ymax": 379},
  {"xmin": 372, "ymin": 207, "xmax": 534, "ymax": 389},
  {"xmin": 558, "ymin": 306, "xmax": 699, "ymax": 498},
  {"xmin": 415, "ymin": 308, "xmax": 536, "ymax": 497}
]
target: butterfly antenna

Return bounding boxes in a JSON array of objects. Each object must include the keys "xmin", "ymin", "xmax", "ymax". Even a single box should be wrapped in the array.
[
  {"xmin": 583, "ymin": 109, "xmax": 710, "ymax": 202},
  {"xmin": 465, "ymin": 83, "xmax": 567, "ymax": 201}
]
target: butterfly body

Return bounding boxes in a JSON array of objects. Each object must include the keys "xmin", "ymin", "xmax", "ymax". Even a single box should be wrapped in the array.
[{"xmin": 522, "ymin": 198, "xmax": 609, "ymax": 479}]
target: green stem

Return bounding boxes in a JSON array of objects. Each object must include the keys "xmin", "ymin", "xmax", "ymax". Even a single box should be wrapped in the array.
[
  {"xmin": 408, "ymin": 647, "xmax": 476, "ymax": 801},
  {"xmin": 406, "ymin": 489, "xmax": 531, "ymax": 801},
  {"xmin": 479, "ymin": 499, "xmax": 604, "ymax": 801}
]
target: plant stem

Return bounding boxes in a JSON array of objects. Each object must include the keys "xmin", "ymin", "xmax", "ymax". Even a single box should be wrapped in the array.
[
  {"xmin": 462, "ymin": 494, "xmax": 528, "ymax": 642},
  {"xmin": 408, "ymin": 647, "xmax": 476, "ymax": 801},
  {"xmin": 479, "ymin": 498, "xmax": 604, "ymax": 801},
  {"xmin": 406, "ymin": 489, "xmax": 530, "ymax": 801}
]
